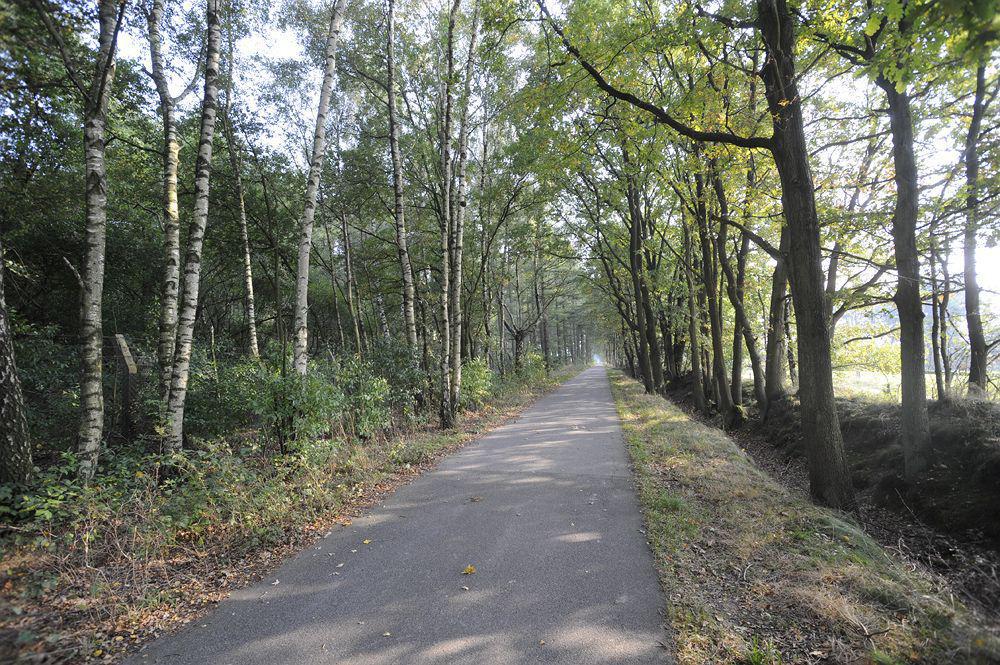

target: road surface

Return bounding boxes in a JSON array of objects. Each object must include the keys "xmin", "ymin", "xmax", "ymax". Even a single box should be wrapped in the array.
[{"xmin": 129, "ymin": 366, "xmax": 670, "ymax": 664}]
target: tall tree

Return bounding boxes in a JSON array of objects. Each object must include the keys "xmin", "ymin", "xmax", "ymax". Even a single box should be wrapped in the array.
[
  {"xmin": 386, "ymin": 0, "xmax": 418, "ymax": 353},
  {"xmin": 0, "ymin": 236, "xmax": 32, "ymax": 484},
  {"xmin": 147, "ymin": 0, "xmax": 198, "ymax": 397},
  {"xmin": 163, "ymin": 0, "xmax": 222, "ymax": 452},
  {"xmin": 33, "ymin": 0, "xmax": 126, "ymax": 479},
  {"xmin": 222, "ymin": 37, "xmax": 259, "ymax": 358},
  {"xmin": 964, "ymin": 63, "xmax": 990, "ymax": 396},
  {"xmin": 292, "ymin": 0, "xmax": 348, "ymax": 376}
]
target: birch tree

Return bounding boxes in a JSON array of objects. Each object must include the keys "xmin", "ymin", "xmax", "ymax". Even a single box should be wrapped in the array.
[
  {"xmin": 33, "ymin": 0, "xmax": 126, "ymax": 479},
  {"xmin": 222, "ymin": 34, "xmax": 259, "ymax": 358},
  {"xmin": 163, "ymin": 0, "xmax": 222, "ymax": 452},
  {"xmin": 147, "ymin": 0, "xmax": 199, "ymax": 397},
  {"xmin": 292, "ymin": 0, "xmax": 348, "ymax": 376},
  {"xmin": 0, "ymin": 236, "xmax": 32, "ymax": 484},
  {"xmin": 387, "ymin": 0, "xmax": 418, "ymax": 352}
]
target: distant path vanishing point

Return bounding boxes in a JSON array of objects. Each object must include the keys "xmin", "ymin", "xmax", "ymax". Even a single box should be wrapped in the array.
[{"xmin": 130, "ymin": 366, "xmax": 670, "ymax": 664}]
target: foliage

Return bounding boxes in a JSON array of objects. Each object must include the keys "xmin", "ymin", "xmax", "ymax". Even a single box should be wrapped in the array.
[{"xmin": 459, "ymin": 358, "xmax": 493, "ymax": 409}]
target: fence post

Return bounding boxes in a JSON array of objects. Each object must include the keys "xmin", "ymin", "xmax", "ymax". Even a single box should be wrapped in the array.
[{"xmin": 113, "ymin": 334, "xmax": 138, "ymax": 440}]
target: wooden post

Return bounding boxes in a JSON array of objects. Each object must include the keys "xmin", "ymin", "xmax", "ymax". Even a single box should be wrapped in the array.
[{"xmin": 112, "ymin": 334, "xmax": 138, "ymax": 440}]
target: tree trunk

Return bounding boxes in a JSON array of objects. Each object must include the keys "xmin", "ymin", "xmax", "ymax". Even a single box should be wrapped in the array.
[
  {"xmin": 437, "ymin": 0, "xmax": 461, "ymax": 428},
  {"xmin": 694, "ymin": 168, "xmax": 736, "ymax": 425},
  {"xmin": 76, "ymin": 0, "xmax": 121, "ymax": 479},
  {"xmin": 0, "ymin": 236, "xmax": 32, "ymax": 484},
  {"xmin": 882, "ymin": 80, "xmax": 930, "ymax": 482},
  {"xmin": 387, "ymin": 0, "xmax": 418, "ymax": 353},
  {"xmin": 764, "ymin": 226, "xmax": 790, "ymax": 410},
  {"xmin": 629, "ymin": 205, "xmax": 654, "ymax": 393},
  {"xmin": 148, "ymin": 0, "xmax": 183, "ymax": 398},
  {"xmin": 758, "ymin": 0, "xmax": 855, "ymax": 509},
  {"xmin": 683, "ymin": 222, "xmax": 707, "ymax": 414},
  {"xmin": 341, "ymin": 214, "xmax": 362, "ymax": 356},
  {"xmin": 222, "ymin": 49, "xmax": 259, "ymax": 358},
  {"xmin": 292, "ymin": 0, "xmax": 347, "ymax": 376},
  {"xmin": 448, "ymin": 4, "xmax": 479, "ymax": 414},
  {"xmin": 712, "ymin": 169, "xmax": 765, "ymax": 410},
  {"xmin": 965, "ymin": 64, "xmax": 989, "ymax": 396},
  {"xmin": 930, "ymin": 238, "xmax": 946, "ymax": 400},
  {"xmin": 163, "ymin": 0, "xmax": 222, "ymax": 452}
]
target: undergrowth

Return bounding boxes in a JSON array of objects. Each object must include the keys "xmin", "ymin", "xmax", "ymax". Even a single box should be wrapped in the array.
[
  {"xmin": 0, "ymin": 355, "xmax": 580, "ymax": 663},
  {"xmin": 610, "ymin": 370, "xmax": 1000, "ymax": 664}
]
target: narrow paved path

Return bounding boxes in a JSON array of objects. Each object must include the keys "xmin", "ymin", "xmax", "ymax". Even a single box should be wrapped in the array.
[{"xmin": 131, "ymin": 367, "xmax": 669, "ymax": 664}]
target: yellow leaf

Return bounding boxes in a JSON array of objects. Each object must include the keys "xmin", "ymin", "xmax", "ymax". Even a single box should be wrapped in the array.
[
  {"xmin": 462, "ymin": 565, "xmax": 476, "ymax": 575},
  {"xmin": 362, "ymin": 539, "xmax": 372, "ymax": 544}
]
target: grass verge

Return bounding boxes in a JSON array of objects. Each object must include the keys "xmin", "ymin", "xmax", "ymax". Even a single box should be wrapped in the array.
[
  {"xmin": 609, "ymin": 370, "xmax": 1000, "ymax": 664},
  {"xmin": 0, "ymin": 364, "xmax": 584, "ymax": 664}
]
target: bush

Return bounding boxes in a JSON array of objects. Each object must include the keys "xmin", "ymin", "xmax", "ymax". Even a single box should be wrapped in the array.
[
  {"xmin": 13, "ymin": 323, "xmax": 78, "ymax": 458},
  {"xmin": 253, "ymin": 360, "xmax": 344, "ymax": 452},
  {"xmin": 366, "ymin": 339, "xmax": 424, "ymax": 420},
  {"xmin": 336, "ymin": 356, "xmax": 391, "ymax": 439},
  {"xmin": 517, "ymin": 352, "xmax": 548, "ymax": 385},
  {"xmin": 460, "ymin": 358, "xmax": 493, "ymax": 409}
]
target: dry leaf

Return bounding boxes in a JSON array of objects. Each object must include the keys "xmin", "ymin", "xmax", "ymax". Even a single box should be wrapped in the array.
[{"xmin": 462, "ymin": 565, "xmax": 476, "ymax": 575}]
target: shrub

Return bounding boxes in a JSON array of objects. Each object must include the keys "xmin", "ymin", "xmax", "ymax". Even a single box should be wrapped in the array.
[
  {"xmin": 460, "ymin": 358, "xmax": 493, "ymax": 409},
  {"xmin": 336, "ymin": 356, "xmax": 391, "ymax": 439},
  {"xmin": 366, "ymin": 339, "xmax": 423, "ymax": 419}
]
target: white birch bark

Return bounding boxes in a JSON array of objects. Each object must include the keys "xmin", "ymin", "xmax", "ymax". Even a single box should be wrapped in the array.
[
  {"xmin": 163, "ymin": 0, "xmax": 222, "ymax": 452},
  {"xmin": 0, "ymin": 236, "xmax": 32, "ymax": 484},
  {"xmin": 292, "ymin": 0, "xmax": 348, "ymax": 376},
  {"xmin": 448, "ymin": 2, "xmax": 479, "ymax": 411},
  {"xmin": 387, "ymin": 0, "xmax": 418, "ymax": 352},
  {"xmin": 222, "ymin": 41, "xmax": 259, "ymax": 358},
  {"xmin": 438, "ymin": 0, "xmax": 461, "ymax": 428},
  {"xmin": 147, "ymin": 0, "xmax": 184, "ymax": 399},
  {"xmin": 76, "ymin": 0, "xmax": 122, "ymax": 480}
]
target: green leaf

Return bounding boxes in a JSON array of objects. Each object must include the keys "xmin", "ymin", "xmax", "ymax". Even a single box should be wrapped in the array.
[{"xmin": 864, "ymin": 15, "xmax": 881, "ymax": 36}]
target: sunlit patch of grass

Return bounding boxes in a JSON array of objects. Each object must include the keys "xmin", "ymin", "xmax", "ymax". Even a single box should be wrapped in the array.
[{"xmin": 609, "ymin": 370, "xmax": 1000, "ymax": 665}]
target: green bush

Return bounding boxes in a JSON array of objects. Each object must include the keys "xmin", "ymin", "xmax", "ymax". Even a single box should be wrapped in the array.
[
  {"xmin": 13, "ymin": 323, "xmax": 78, "ymax": 456},
  {"xmin": 460, "ymin": 358, "xmax": 493, "ymax": 409},
  {"xmin": 336, "ymin": 356, "xmax": 391, "ymax": 439},
  {"xmin": 517, "ymin": 352, "xmax": 548, "ymax": 385},
  {"xmin": 366, "ymin": 339, "xmax": 423, "ymax": 420},
  {"xmin": 252, "ymin": 361, "xmax": 344, "ymax": 451}
]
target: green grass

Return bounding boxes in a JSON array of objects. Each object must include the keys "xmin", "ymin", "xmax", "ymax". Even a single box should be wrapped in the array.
[{"xmin": 609, "ymin": 370, "xmax": 1000, "ymax": 664}]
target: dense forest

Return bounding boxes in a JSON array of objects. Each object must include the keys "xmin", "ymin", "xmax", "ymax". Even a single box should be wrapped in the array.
[{"xmin": 1, "ymin": 0, "xmax": 1000, "ymax": 661}]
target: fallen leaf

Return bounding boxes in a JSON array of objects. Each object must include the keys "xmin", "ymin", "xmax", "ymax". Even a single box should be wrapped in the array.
[
  {"xmin": 460, "ymin": 585, "xmax": 469, "ymax": 591},
  {"xmin": 462, "ymin": 565, "xmax": 476, "ymax": 575},
  {"xmin": 383, "ymin": 632, "xmax": 391, "ymax": 637},
  {"xmin": 362, "ymin": 539, "xmax": 372, "ymax": 545}
]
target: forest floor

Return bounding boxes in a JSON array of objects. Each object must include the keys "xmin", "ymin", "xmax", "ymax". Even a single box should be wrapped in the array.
[
  {"xmin": 733, "ymin": 415, "xmax": 1000, "ymax": 618},
  {"xmin": 610, "ymin": 370, "xmax": 1000, "ymax": 664},
  {"xmin": 0, "ymin": 365, "xmax": 584, "ymax": 664},
  {"xmin": 662, "ymin": 377, "xmax": 1000, "ymax": 618},
  {"xmin": 122, "ymin": 366, "xmax": 667, "ymax": 664}
]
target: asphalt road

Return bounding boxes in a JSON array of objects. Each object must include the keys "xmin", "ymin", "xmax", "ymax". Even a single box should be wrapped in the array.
[{"xmin": 129, "ymin": 366, "xmax": 670, "ymax": 664}]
